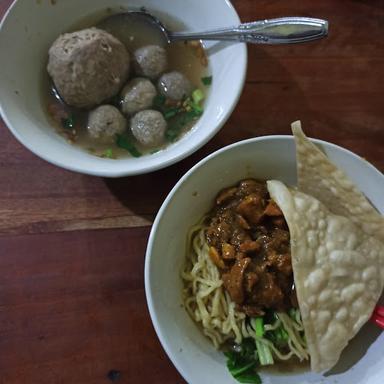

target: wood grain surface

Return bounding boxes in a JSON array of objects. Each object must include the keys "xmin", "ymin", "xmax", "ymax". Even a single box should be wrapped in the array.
[{"xmin": 0, "ymin": 0, "xmax": 383, "ymax": 383}]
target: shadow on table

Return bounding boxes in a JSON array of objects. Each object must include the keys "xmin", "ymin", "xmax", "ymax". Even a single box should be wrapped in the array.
[{"xmin": 103, "ymin": 147, "xmax": 212, "ymax": 221}]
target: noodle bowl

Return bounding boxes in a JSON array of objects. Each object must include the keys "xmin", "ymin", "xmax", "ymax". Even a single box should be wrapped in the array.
[{"xmin": 145, "ymin": 133, "xmax": 384, "ymax": 384}]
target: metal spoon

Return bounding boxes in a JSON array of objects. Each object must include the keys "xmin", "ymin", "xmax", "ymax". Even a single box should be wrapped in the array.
[{"xmin": 99, "ymin": 11, "xmax": 328, "ymax": 45}]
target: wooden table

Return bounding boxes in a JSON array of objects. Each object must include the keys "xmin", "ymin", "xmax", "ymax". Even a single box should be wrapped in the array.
[{"xmin": 0, "ymin": 1, "xmax": 383, "ymax": 383}]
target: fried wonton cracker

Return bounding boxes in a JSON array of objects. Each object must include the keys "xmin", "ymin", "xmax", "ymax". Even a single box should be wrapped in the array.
[{"xmin": 266, "ymin": 124, "xmax": 384, "ymax": 372}]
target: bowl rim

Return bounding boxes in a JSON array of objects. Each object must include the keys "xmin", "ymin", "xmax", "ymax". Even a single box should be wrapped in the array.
[
  {"xmin": 144, "ymin": 134, "xmax": 384, "ymax": 383},
  {"xmin": 0, "ymin": 0, "xmax": 247, "ymax": 177}
]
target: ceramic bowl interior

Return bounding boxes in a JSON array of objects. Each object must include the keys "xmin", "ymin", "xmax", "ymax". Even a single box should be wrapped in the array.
[
  {"xmin": 0, "ymin": 0, "xmax": 246, "ymax": 177},
  {"xmin": 145, "ymin": 136, "xmax": 384, "ymax": 384}
]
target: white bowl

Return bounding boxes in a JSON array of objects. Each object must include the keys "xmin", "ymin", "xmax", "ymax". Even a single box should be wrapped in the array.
[
  {"xmin": 145, "ymin": 136, "xmax": 384, "ymax": 384},
  {"xmin": 0, "ymin": 0, "xmax": 246, "ymax": 177}
]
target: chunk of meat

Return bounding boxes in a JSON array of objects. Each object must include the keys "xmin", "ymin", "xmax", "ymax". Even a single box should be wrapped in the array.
[
  {"xmin": 230, "ymin": 227, "xmax": 251, "ymax": 248},
  {"xmin": 205, "ymin": 214, "xmax": 232, "ymax": 247},
  {"xmin": 239, "ymin": 240, "xmax": 261, "ymax": 253},
  {"xmin": 249, "ymin": 272, "xmax": 285, "ymax": 308},
  {"xmin": 264, "ymin": 200, "xmax": 283, "ymax": 216},
  {"xmin": 222, "ymin": 243, "xmax": 236, "ymax": 259},
  {"xmin": 271, "ymin": 217, "xmax": 286, "ymax": 228},
  {"xmin": 235, "ymin": 252, "xmax": 246, "ymax": 261},
  {"xmin": 238, "ymin": 179, "xmax": 268, "ymax": 198},
  {"xmin": 236, "ymin": 214, "xmax": 250, "ymax": 230},
  {"xmin": 216, "ymin": 187, "xmax": 237, "ymax": 205},
  {"xmin": 236, "ymin": 194, "xmax": 265, "ymax": 225},
  {"xmin": 209, "ymin": 246, "xmax": 225, "ymax": 269},
  {"xmin": 241, "ymin": 305, "xmax": 265, "ymax": 317},
  {"xmin": 205, "ymin": 179, "xmax": 296, "ymax": 314},
  {"xmin": 245, "ymin": 272, "xmax": 259, "ymax": 292},
  {"xmin": 264, "ymin": 228, "xmax": 290, "ymax": 253},
  {"xmin": 267, "ymin": 252, "xmax": 293, "ymax": 276},
  {"xmin": 222, "ymin": 258, "xmax": 251, "ymax": 304}
]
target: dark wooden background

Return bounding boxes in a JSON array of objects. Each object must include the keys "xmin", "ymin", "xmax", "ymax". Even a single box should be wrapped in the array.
[{"xmin": 0, "ymin": 0, "xmax": 383, "ymax": 383}]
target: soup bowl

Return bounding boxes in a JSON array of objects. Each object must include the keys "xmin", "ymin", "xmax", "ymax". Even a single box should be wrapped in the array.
[
  {"xmin": 0, "ymin": 0, "xmax": 246, "ymax": 177},
  {"xmin": 145, "ymin": 135, "xmax": 384, "ymax": 384}
]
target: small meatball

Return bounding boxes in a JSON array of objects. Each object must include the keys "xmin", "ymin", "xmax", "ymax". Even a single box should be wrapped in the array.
[
  {"xmin": 158, "ymin": 71, "xmax": 192, "ymax": 101},
  {"xmin": 130, "ymin": 110, "xmax": 166, "ymax": 147},
  {"xmin": 87, "ymin": 105, "xmax": 126, "ymax": 143},
  {"xmin": 133, "ymin": 45, "xmax": 167, "ymax": 79},
  {"xmin": 121, "ymin": 78, "xmax": 157, "ymax": 115},
  {"xmin": 47, "ymin": 28, "xmax": 130, "ymax": 108}
]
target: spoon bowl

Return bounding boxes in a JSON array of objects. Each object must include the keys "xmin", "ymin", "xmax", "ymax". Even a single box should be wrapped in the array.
[{"xmin": 100, "ymin": 10, "xmax": 329, "ymax": 45}]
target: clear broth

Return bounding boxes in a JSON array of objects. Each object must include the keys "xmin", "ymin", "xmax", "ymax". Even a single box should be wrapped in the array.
[
  {"xmin": 43, "ymin": 9, "xmax": 209, "ymax": 158},
  {"xmin": 260, "ymin": 357, "xmax": 309, "ymax": 375}
]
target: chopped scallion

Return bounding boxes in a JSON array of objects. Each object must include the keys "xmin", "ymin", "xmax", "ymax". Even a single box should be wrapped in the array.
[
  {"xmin": 192, "ymin": 88, "xmax": 205, "ymax": 105},
  {"xmin": 153, "ymin": 94, "xmax": 166, "ymax": 108},
  {"xmin": 224, "ymin": 340, "xmax": 261, "ymax": 384},
  {"xmin": 255, "ymin": 340, "xmax": 274, "ymax": 366},
  {"xmin": 201, "ymin": 75, "xmax": 213, "ymax": 86},
  {"xmin": 164, "ymin": 107, "xmax": 179, "ymax": 120},
  {"xmin": 116, "ymin": 134, "xmax": 142, "ymax": 157},
  {"xmin": 61, "ymin": 115, "xmax": 74, "ymax": 130},
  {"xmin": 103, "ymin": 148, "xmax": 114, "ymax": 159},
  {"xmin": 253, "ymin": 318, "xmax": 264, "ymax": 338}
]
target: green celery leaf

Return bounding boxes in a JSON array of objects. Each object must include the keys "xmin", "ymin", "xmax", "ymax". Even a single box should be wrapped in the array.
[
  {"xmin": 116, "ymin": 134, "xmax": 142, "ymax": 157},
  {"xmin": 153, "ymin": 94, "xmax": 166, "ymax": 109},
  {"xmin": 165, "ymin": 111, "xmax": 197, "ymax": 142},
  {"xmin": 201, "ymin": 75, "xmax": 213, "ymax": 86},
  {"xmin": 241, "ymin": 338, "xmax": 256, "ymax": 357},
  {"xmin": 164, "ymin": 107, "xmax": 180, "ymax": 120},
  {"xmin": 235, "ymin": 372, "xmax": 262, "ymax": 384},
  {"xmin": 228, "ymin": 361, "xmax": 256, "ymax": 377}
]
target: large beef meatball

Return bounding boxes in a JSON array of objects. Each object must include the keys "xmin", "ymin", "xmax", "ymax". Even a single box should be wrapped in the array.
[{"xmin": 47, "ymin": 28, "xmax": 130, "ymax": 108}]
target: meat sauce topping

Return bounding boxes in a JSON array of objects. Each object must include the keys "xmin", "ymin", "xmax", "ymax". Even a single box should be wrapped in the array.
[{"xmin": 205, "ymin": 179, "xmax": 297, "ymax": 317}]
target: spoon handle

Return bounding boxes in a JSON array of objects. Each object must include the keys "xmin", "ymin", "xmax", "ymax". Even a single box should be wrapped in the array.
[{"xmin": 169, "ymin": 17, "xmax": 328, "ymax": 44}]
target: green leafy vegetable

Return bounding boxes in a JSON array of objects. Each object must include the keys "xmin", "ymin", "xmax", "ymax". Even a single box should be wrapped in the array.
[
  {"xmin": 227, "ymin": 357, "xmax": 255, "ymax": 377},
  {"xmin": 201, "ymin": 75, "xmax": 213, "ymax": 86},
  {"xmin": 224, "ymin": 339, "xmax": 261, "ymax": 384},
  {"xmin": 116, "ymin": 134, "xmax": 142, "ymax": 157},
  {"xmin": 164, "ymin": 107, "xmax": 180, "ymax": 120},
  {"xmin": 103, "ymin": 148, "xmax": 114, "ymax": 159},
  {"xmin": 153, "ymin": 94, "xmax": 166, "ymax": 109},
  {"xmin": 165, "ymin": 110, "xmax": 198, "ymax": 142},
  {"xmin": 235, "ymin": 373, "xmax": 262, "ymax": 384},
  {"xmin": 61, "ymin": 115, "xmax": 74, "ymax": 130}
]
